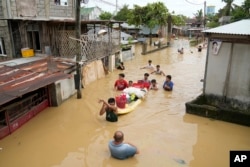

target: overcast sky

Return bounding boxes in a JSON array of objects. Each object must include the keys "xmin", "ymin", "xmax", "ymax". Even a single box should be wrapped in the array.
[{"xmin": 82, "ymin": 0, "xmax": 245, "ymax": 17}]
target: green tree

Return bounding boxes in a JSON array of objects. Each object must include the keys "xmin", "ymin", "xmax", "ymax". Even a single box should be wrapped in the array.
[
  {"xmin": 221, "ymin": 0, "xmax": 235, "ymax": 16},
  {"xmin": 231, "ymin": 6, "xmax": 246, "ymax": 21},
  {"xmin": 113, "ymin": 5, "xmax": 131, "ymax": 21},
  {"xmin": 242, "ymin": 0, "xmax": 250, "ymax": 18},
  {"xmin": 172, "ymin": 14, "xmax": 186, "ymax": 26},
  {"xmin": 194, "ymin": 9, "xmax": 203, "ymax": 27},
  {"xmin": 242, "ymin": 0, "xmax": 250, "ymax": 11},
  {"xmin": 230, "ymin": 0, "xmax": 250, "ymax": 21},
  {"xmin": 127, "ymin": 5, "xmax": 146, "ymax": 26},
  {"xmin": 99, "ymin": 11, "xmax": 113, "ymax": 20},
  {"xmin": 206, "ymin": 14, "xmax": 220, "ymax": 28},
  {"xmin": 128, "ymin": 2, "xmax": 169, "ymax": 45}
]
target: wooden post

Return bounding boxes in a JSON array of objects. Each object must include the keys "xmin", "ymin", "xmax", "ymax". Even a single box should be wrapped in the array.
[
  {"xmin": 167, "ymin": 15, "xmax": 172, "ymax": 45},
  {"xmin": 75, "ymin": 0, "xmax": 82, "ymax": 99}
]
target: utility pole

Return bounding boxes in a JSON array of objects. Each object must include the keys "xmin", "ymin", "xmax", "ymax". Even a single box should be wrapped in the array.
[
  {"xmin": 116, "ymin": 0, "xmax": 118, "ymax": 13},
  {"xmin": 203, "ymin": 1, "xmax": 206, "ymax": 43},
  {"xmin": 75, "ymin": 0, "xmax": 82, "ymax": 99}
]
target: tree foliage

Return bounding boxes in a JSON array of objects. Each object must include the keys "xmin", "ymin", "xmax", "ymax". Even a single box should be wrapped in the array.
[
  {"xmin": 128, "ymin": 2, "xmax": 169, "ymax": 27},
  {"xmin": 222, "ymin": 0, "xmax": 235, "ymax": 16},
  {"xmin": 231, "ymin": 6, "xmax": 247, "ymax": 21},
  {"xmin": 210, "ymin": 0, "xmax": 249, "ymax": 24},
  {"xmin": 172, "ymin": 15, "xmax": 186, "ymax": 26},
  {"xmin": 206, "ymin": 14, "xmax": 220, "ymax": 28},
  {"xmin": 194, "ymin": 9, "xmax": 203, "ymax": 23},
  {"xmin": 113, "ymin": 5, "xmax": 131, "ymax": 21},
  {"xmin": 99, "ymin": 11, "xmax": 113, "ymax": 20},
  {"xmin": 127, "ymin": 2, "xmax": 169, "ymax": 44}
]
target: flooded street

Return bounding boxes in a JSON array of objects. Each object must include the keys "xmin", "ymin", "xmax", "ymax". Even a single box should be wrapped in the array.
[{"xmin": 0, "ymin": 39, "xmax": 249, "ymax": 167}]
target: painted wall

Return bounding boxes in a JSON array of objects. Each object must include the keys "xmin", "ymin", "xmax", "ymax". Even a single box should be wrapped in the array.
[
  {"xmin": 227, "ymin": 43, "xmax": 250, "ymax": 102},
  {"xmin": 205, "ymin": 42, "xmax": 231, "ymax": 96},
  {"xmin": 56, "ymin": 77, "xmax": 76, "ymax": 101},
  {"xmin": 205, "ymin": 42, "xmax": 250, "ymax": 102},
  {"xmin": 109, "ymin": 54, "xmax": 115, "ymax": 72}
]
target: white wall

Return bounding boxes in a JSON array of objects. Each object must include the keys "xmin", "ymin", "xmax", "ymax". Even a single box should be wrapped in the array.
[
  {"xmin": 205, "ymin": 42, "xmax": 232, "ymax": 96},
  {"xmin": 227, "ymin": 43, "xmax": 250, "ymax": 102},
  {"xmin": 56, "ymin": 77, "xmax": 76, "ymax": 101},
  {"xmin": 109, "ymin": 54, "xmax": 115, "ymax": 72},
  {"xmin": 205, "ymin": 42, "xmax": 250, "ymax": 103}
]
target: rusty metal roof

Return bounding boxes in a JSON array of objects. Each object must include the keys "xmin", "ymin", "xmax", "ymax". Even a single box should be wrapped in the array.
[
  {"xmin": 203, "ymin": 19, "xmax": 250, "ymax": 35},
  {"xmin": 0, "ymin": 57, "xmax": 75, "ymax": 105},
  {"xmin": 1, "ymin": 16, "xmax": 123, "ymax": 24}
]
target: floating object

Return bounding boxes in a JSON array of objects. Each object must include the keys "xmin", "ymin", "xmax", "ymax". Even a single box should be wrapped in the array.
[
  {"xmin": 117, "ymin": 85, "xmax": 147, "ymax": 114},
  {"xmin": 132, "ymin": 82, "xmax": 150, "ymax": 90},
  {"xmin": 21, "ymin": 48, "xmax": 34, "ymax": 58},
  {"xmin": 174, "ymin": 158, "xmax": 186, "ymax": 164},
  {"xmin": 115, "ymin": 94, "xmax": 127, "ymax": 109},
  {"xmin": 117, "ymin": 99, "xmax": 142, "ymax": 115}
]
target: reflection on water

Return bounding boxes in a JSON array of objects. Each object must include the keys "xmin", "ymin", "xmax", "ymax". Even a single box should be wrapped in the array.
[{"xmin": 0, "ymin": 39, "xmax": 249, "ymax": 167}]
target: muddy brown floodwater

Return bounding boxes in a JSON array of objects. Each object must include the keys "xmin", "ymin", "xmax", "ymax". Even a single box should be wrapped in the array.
[{"xmin": 0, "ymin": 39, "xmax": 249, "ymax": 167}]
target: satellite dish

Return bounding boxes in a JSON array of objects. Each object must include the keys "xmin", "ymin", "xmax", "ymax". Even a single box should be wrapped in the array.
[{"xmin": 82, "ymin": 0, "xmax": 89, "ymax": 4}]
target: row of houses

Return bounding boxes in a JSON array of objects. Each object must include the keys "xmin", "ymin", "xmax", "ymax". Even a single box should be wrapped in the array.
[
  {"xmin": 0, "ymin": 0, "xmax": 125, "ymax": 139},
  {"xmin": 1, "ymin": 1, "xmax": 249, "ymax": 140}
]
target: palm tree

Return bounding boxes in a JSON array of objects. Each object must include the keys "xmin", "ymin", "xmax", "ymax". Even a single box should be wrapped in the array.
[
  {"xmin": 194, "ymin": 9, "xmax": 203, "ymax": 27},
  {"xmin": 222, "ymin": 0, "xmax": 234, "ymax": 16},
  {"xmin": 242, "ymin": 0, "xmax": 250, "ymax": 18}
]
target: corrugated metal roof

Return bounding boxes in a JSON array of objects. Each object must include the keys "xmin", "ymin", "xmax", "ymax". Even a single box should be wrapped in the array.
[
  {"xmin": 121, "ymin": 23, "xmax": 140, "ymax": 29},
  {"xmin": 139, "ymin": 25, "xmax": 160, "ymax": 35},
  {"xmin": 203, "ymin": 19, "xmax": 250, "ymax": 35},
  {"xmin": 0, "ymin": 58, "xmax": 75, "ymax": 105}
]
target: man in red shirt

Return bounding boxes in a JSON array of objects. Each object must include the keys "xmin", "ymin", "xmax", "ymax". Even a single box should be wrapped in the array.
[{"xmin": 114, "ymin": 73, "xmax": 128, "ymax": 91}]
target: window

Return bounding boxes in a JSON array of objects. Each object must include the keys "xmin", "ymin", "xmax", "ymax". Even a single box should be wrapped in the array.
[
  {"xmin": 27, "ymin": 31, "xmax": 41, "ymax": 51},
  {"xmin": 27, "ymin": 24, "xmax": 41, "ymax": 51},
  {"xmin": 0, "ymin": 37, "xmax": 7, "ymax": 56},
  {"xmin": 55, "ymin": 0, "xmax": 68, "ymax": 6},
  {"xmin": 55, "ymin": 0, "xmax": 60, "ymax": 5}
]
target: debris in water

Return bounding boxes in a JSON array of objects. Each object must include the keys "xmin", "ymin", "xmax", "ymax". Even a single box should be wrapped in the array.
[{"xmin": 174, "ymin": 158, "xmax": 186, "ymax": 165}]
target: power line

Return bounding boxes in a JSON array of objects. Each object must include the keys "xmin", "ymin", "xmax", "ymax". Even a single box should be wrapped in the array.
[
  {"xmin": 93, "ymin": 0, "xmax": 121, "ymax": 9},
  {"xmin": 185, "ymin": 0, "xmax": 203, "ymax": 5}
]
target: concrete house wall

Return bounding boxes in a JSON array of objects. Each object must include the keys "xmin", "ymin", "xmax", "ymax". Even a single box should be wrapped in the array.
[
  {"xmin": 205, "ymin": 41, "xmax": 250, "ymax": 103},
  {"xmin": 0, "ymin": 0, "xmax": 76, "ymax": 58},
  {"xmin": 5, "ymin": 0, "xmax": 75, "ymax": 19},
  {"xmin": 186, "ymin": 19, "xmax": 250, "ymax": 126},
  {"xmin": 227, "ymin": 43, "xmax": 250, "ymax": 102},
  {"xmin": 0, "ymin": 0, "xmax": 3, "ymax": 18}
]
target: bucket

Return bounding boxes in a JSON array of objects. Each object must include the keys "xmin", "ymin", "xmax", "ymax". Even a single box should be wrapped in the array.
[{"xmin": 116, "ymin": 94, "xmax": 126, "ymax": 108}]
